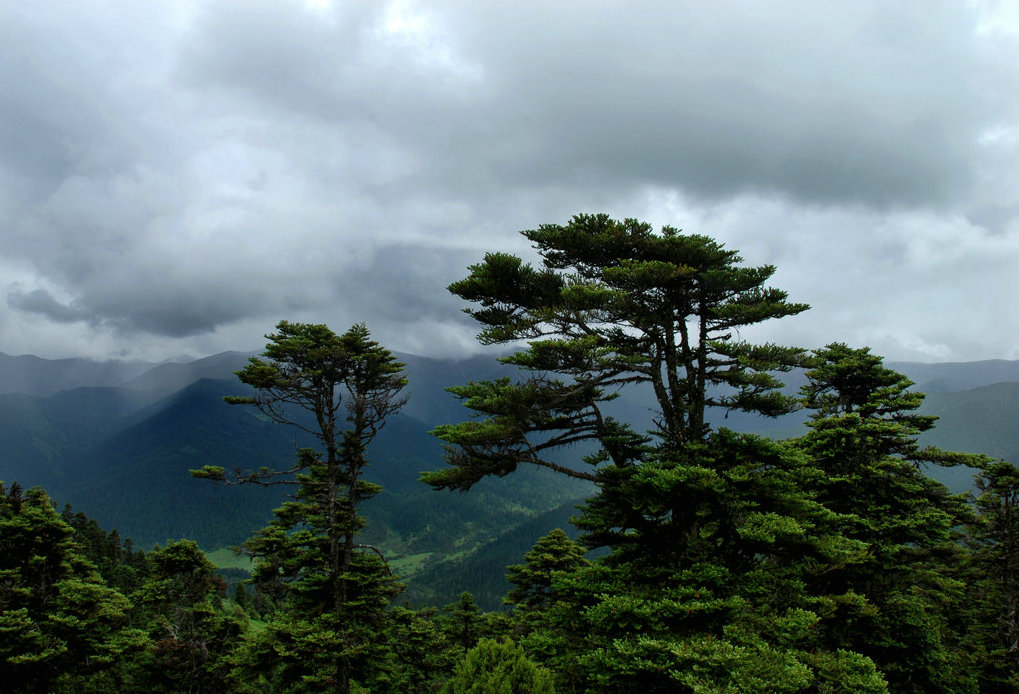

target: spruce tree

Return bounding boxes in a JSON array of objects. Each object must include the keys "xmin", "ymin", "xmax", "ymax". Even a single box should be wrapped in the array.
[{"xmin": 794, "ymin": 344, "xmax": 982, "ymax": 691}]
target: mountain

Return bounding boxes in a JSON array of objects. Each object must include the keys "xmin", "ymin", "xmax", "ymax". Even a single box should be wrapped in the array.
[
  {"xmin": 0, "ymin": 352, "xmax": 591, "ymax": 607},
  {"xmin": 0, "ymin": 385, "xmax": 160, "ymax": 489},
  {"xmin": 921, "ymin": 382, "xmax": 1019, "ymax": 460},
  {"xmin": 116, "ymin": 351, "xmax": 254, "ymax": 394},
  {"xmin": 0, "ymin": 352, "xmax": 156, "ymax": 396},
  {"xmin": 892, "ymin": 359, "xmax": 1019, "ymax": 393},
  {"xmin": 402, "ymin": 498, "xmax": 586, "ymax": 608},
  {"xmin": 915, "ymin": 381, "xmax": 1019, "ymax": 492},
  {"xmin": 397, "ymin": 352, "xmax": 510, "ymax": 427},
  {"xmin": 1, "ymin": 350, "xmax": 1018, "ymax": 607},
  {"xmin": 62, "ymin": 378, "xmax": 295, "ymax": 547}
]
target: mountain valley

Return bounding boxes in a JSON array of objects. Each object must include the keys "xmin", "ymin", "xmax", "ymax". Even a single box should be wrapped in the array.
[{"xmin": 1, "ymin": 349, "xmax": 1015, "ymax": 607}]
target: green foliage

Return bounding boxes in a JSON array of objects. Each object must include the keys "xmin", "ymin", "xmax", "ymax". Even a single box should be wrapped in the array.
[
  {"xmin": 233, "ymin": 581, "xmax": 250, "ymax": 613},
  {"xmin": 197, "ymin": 321, "xmax": 408, "ymax": 692},
  {"xmin": 424, "ymin": 221, "xmax": 1009, "ymax": 691},
  {"xmin": 228, "ymin": 613, "xmax": 357, "ymax": 692},
  {"xmin": 0, "ymin": 483, "xmax": 147, "ymax": 693},
  {"xmin": 397, "ymin": 491, "xmax": 593, "ymax": 610},
  {"xmin": 518, "ymin": 433, "xmax": 888, "ymax": 692},
  {"xmin": 505, "ymin": 529, "xmax": 588, "ymax": 612},
  {"xmin": 794, "ymin": 344, "xmax": 980, "ymax": 691},
  {"xmin": 424, "ymin": 213, "xmax": 808, "ymax": 492},
  {"xmin": 965, "ymin": 460, "xmax": 1019, "ymax": 691},
  {"xmin": 383, "ymin": 605, "xmax": 460, "ymax": 692},
  {"xmin": 5, "ymin": 222, "xmax": 1017, "ymax": 692},
  {"xmin": 130, "ymin": 540, "xmax": 242, "ymax": 692},
  {"xmin": 799, "ymin": 342, "xmax": 979, "ymax": 467},
  {"xmin": 60, "ymin": 505, "xmax": 147, "ymax": 595},
  {"xmin": 441, "ymin": 637, "xmax": 556, "ymax": 694},
  {"xmin": 442, "ymin": 592, "xmax": 486, "ymax": 650}
]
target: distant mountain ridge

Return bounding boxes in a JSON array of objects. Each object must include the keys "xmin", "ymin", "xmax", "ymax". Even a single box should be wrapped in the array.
[
  {"xmin": 4, "ymin": 348, "xmax": 1017, "ymax": 398},
  {"xmin": 116, "ymin": 351, "xmax": 254, "ymax": 394},
  {"xmin": 890, "ymin": 359, "xmax": 1019, "ymax": 393},
  {"xmin": 0, "ymin": 349, "xmax": 593, "ymax": 607},
  {"xmin": 1, "ymin": 349, "xmax": 1017, "ymax": 607},
  {"xmin": 0, "ymin": 352, "xmax": 157, "ymax": 396}
]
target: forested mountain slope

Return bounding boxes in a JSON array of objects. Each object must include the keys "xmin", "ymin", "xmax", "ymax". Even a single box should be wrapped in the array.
[
  {"xmin": 0, "ymin": 350, "xmax": 1016, "ymax": 607},
  {"xmin": 0, "ymin": 351, "xmax": 590, "ymax": 606}
]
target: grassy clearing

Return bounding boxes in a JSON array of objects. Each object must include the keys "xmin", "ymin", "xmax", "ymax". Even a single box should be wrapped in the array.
[
  {"xmin": 207, "ymin": 546, "xmax": 434, "ymax": 578},
  {"xmin": 390, "ymin": 552, "xmax": 433, "ymax": 577},
  {"xmin": 206, "ymin": 547, "xmax": 253, "ymax": 571},
  {"xmin": 246, "ymin": 617, "xmax": 268, "ymax": 634}
]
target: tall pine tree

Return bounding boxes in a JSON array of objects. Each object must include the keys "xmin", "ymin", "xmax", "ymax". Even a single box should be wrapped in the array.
[
  {"xmin": 424, "ymin": 213, "xmax": 808, "ymax": 490},
  {"xmin": 194, "ymin": 321, "xmax": 407, "ymax": 693},
  {"xmin": 793, "ymin": 344, "xmax": 981, "ymax": 692},
  {"xmin": 425, "ymin": 216, "xmax": 888, "ymax": 690}
]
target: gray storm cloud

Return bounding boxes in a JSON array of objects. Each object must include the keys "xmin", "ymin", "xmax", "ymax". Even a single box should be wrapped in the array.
[
  {"xmin": 0, "ymin": 0, "xmax": 1016, "ymax": 361},
  {"xmin": 175, "ymin": 1, "xmax": 994, "ymax": 206},
  {"xmin": 7, "ymin": 288, "xmax": 85, "ymax": 324}
]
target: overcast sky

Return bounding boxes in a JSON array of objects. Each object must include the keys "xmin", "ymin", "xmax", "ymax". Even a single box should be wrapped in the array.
[{"xmin": 1, "ymin": 1, "xmax": 1017, "ymax": 363}]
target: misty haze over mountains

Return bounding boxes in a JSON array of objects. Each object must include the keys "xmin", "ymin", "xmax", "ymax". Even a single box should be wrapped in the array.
[{"xmin": 1, "ymin": 349, "xmax": 1017, "ymax": 606}]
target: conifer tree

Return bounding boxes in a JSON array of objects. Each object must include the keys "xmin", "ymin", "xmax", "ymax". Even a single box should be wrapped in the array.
[
  {"xmin": 194, "ymin": 321, "xmax": 407, "ymax": 693},
  {"xmin": 423, "ymin": 214, "xmax": 808, "ymax": 492},
  {"xmin": 425, "ymin": 216, "xmax": 891, "ymax": 690},
  {"xmin": 505, "ymin": 529, "xmax": 588, "ymax": 612},
  {"xmin": 131, "ymin": 540, "xmax": 242, "ymax": 692},
  {"xmin": 441, "ymin": 637, "xmax": 556, "ymax": 694},
  {"xmin": 442, "ymin": 592, "xmax": 486, "ymax": 651},
  {"xmin": 794, "ymin": 344, "xmax": 982, "ymax": 691},
  {"xmin": 966, "ymin": 460, "xmax": 1019, "ymax": 691},
  {"xmin": 384, "ymin": 606, "xmax": 460, "ymax": 692},
  {"xmin": 521, "ymin": 432, "xmax": 886, "ymax": 692},
  {"xmin": 61, "ymin": 505, "xmax": 145, "ymax": 595},
  {"xmin": 232, "ymin": 581, "xmax": 250, "ymax": 615},
  {"xmin": 0, "ymin": 483, "xmax": 146, "ymax": 692}
]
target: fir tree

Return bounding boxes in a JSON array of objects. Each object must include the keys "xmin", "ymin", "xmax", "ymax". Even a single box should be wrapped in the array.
[
  {"xmin": 967, "ymin": 460, "xmax": 1019, "ymax": 691},
  {"xmin": 424, "ymin": 216, "xmax": 889, "ymax": 691},
  {"xmin": 794, "ymin": 344, "xmax": 982, "ymax": 691},
  {"xmin": 0, "ymin": 483, "xmax": 146, "ymax": 692},
  {"xmin": 523, "ymin": 432, "xmax": 886, "ymax": 692},
  {"xmin": 505, "ymin": 529, "xmax": 588, "ymax": 613},
  {"xmin": 423, "ymin": 213, "xmax": 808, "ymax": 492},
  {"xmin": 194, "ymin": 321, "xmax": 407, "ymax": 693},
  {"xmin": 442, "ymin": 592, "xmax": 486, "ymax": 651},
  {"xmin": 383, "ymin": 606, "xmax": 459, "ymax": 692},
  {"xmin": 131, "ymin": 540, "xmax": 242, "ymax": 693}
]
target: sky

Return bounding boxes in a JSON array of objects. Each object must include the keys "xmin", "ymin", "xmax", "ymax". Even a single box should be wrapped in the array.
[{"xmin": 1, "ymin": 1, "xmax": 1018, "ymax": 364}]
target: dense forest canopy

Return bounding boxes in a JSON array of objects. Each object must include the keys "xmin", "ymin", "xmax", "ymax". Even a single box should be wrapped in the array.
[{"xmin": 1, "ymin": 215, "xmax": 1017, "ymax": 692}]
